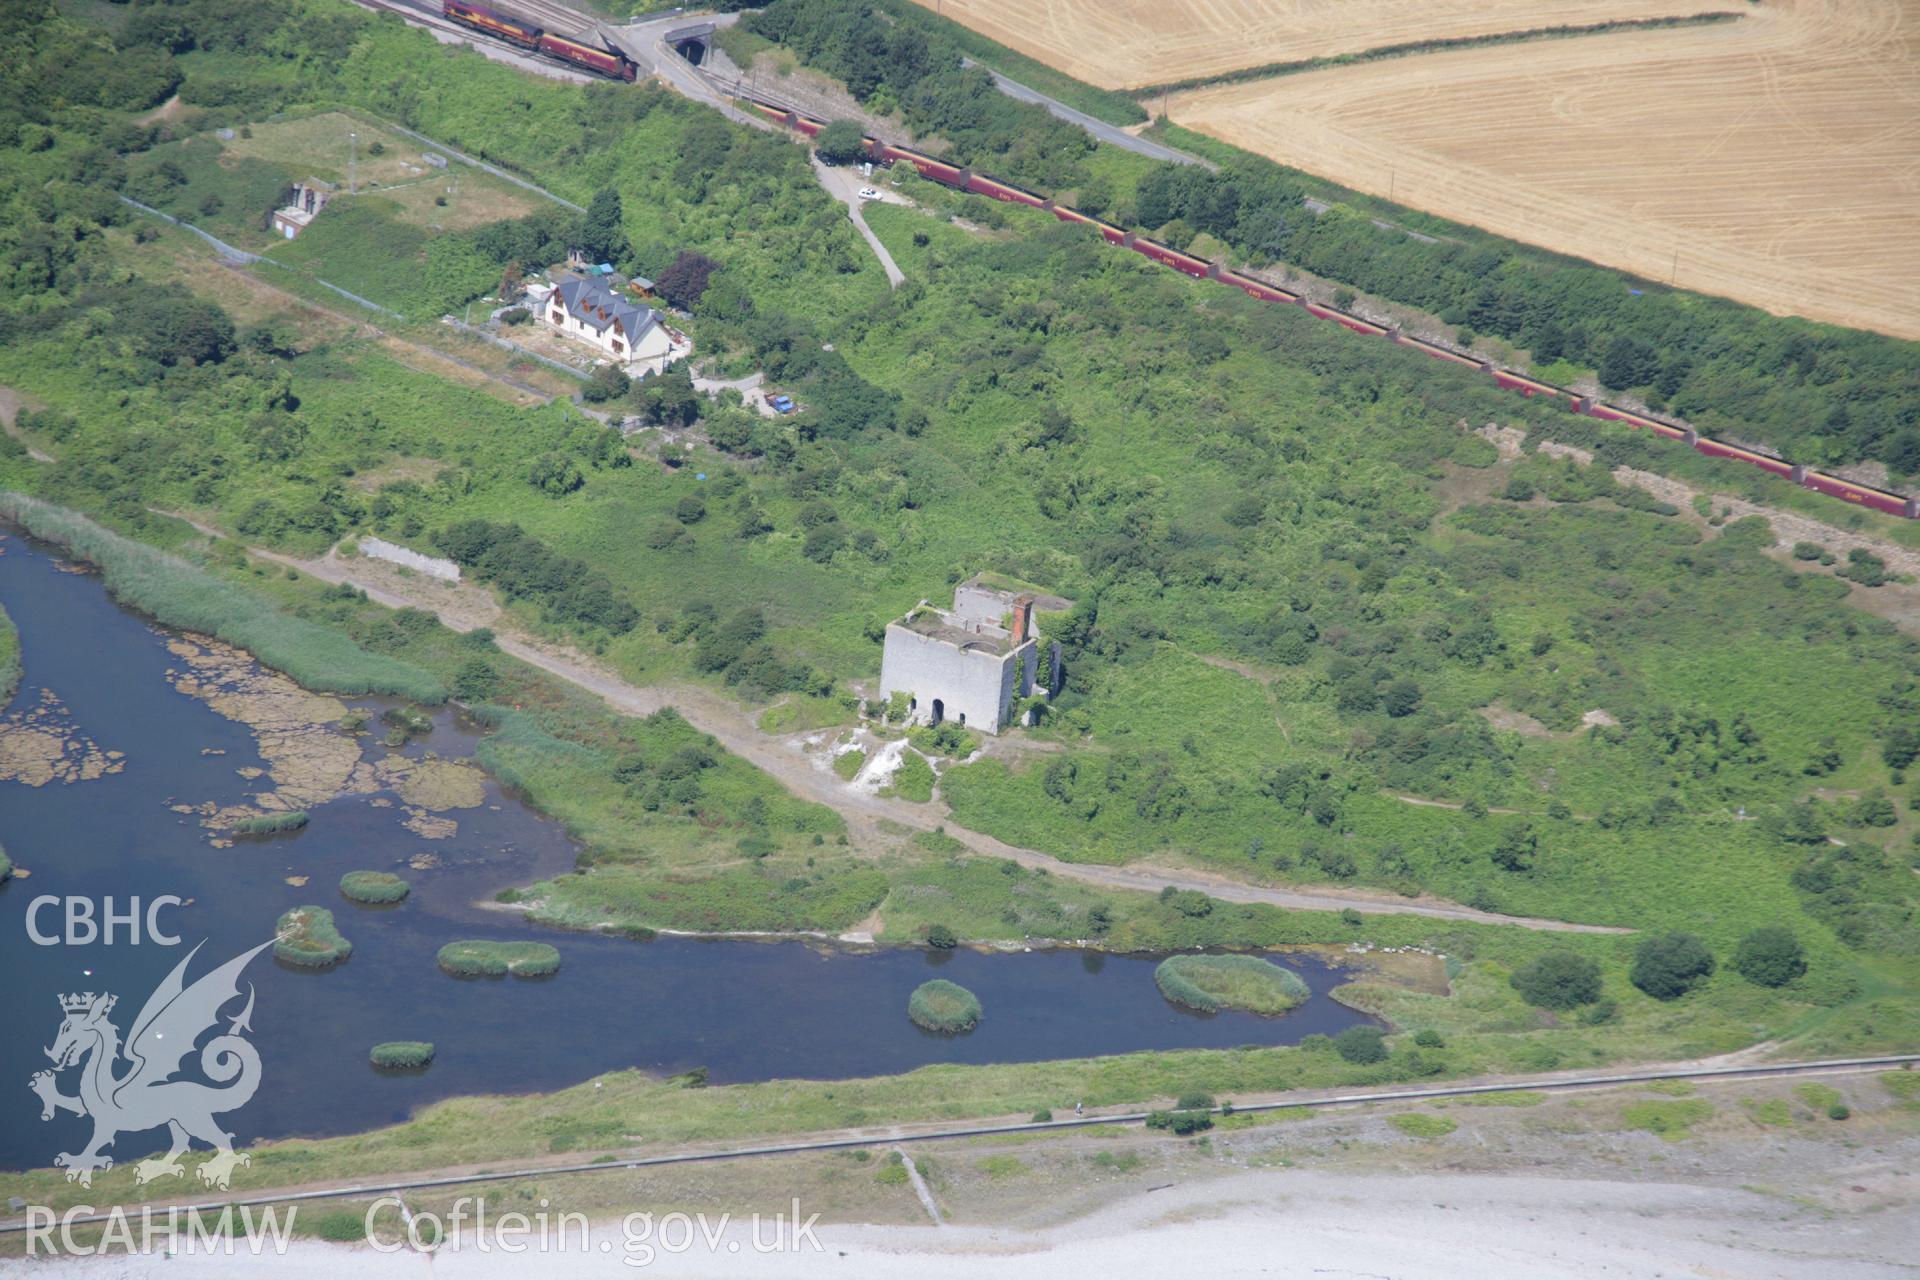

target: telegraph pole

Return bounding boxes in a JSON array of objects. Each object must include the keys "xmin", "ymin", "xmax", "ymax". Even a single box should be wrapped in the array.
[{"xmin": 348, "ymin": 131, "xmax": 358, "ymax": 195}]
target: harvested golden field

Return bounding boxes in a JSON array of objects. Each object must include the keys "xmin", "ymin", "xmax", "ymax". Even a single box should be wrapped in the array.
[
  {"xmin": 908, "ymin": 0, "xmax": 1728, "ymax": 90},
  {"xmin": 1168, "ymin": 0, "xmax": 1920, "ymax": 339}
]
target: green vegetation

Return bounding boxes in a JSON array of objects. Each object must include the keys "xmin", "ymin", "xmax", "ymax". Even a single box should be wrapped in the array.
[
  {"xmin": 1631, "ymin": 933, "xmax": 1716, "ymax": 1001},
  {"xmin": 233, "ymin": 810, "xmax": 310, "ymax": 836},
  {"xmin": 1144, "ymin": 1106, "xmax": 1213, "ymax": 1135},
  {"xmin": 0, "ymin": 843, "xmax": 12, "ymax": 882},
  {"xmin": 832, "ymin": 748, "xmax": 866, "ymax": 780},
  {"xmin": 436, "ymin": 940, "xmax": 561, "ymax": 978},
  {"xmin": 1388, "ymin": 1112, "xmax": 1457, "ymax": 1139},
  {"xmin": 745, "ymin": 0, "xmax": 1918, "ymax": 474},
  {"xmin": 339, "ymin": 871, "xmax": 411, "ymax": 905},
  {"xmin": 1621, "ymin": 1098, "xmax": 1713, "ymax": 1140},
  {"xmin": 1732, "ymin": 927, "xmax": 1807, "ymax": 988},
  {"xmin": 1792, "ymin": 1082, "xmax": 1842, "ymax": 1112},
  {"xmin": 0, "ymin": 0, "xmax": 1913, "ymax": 1152},
  {"xmin": 976, "ymin": 1153, "xmax": 1027, "ymax": 1180},
  {"xmin": 0, "ymin": 603, "xmax": 18, "ymax": 703},
  {"xmin": 1153, "ymin": 953, "xmax": 1310, "ymax": 1015},
  {"xmin": 275, "ymin": 906, "xmax": 352, "ymax": 968},
  {"xmin": 908, "ymin": 978, "xmax": 982, "ymax": 1033},
  {"xmin": 301, "ymin": 1209, "xmax": 370, "ymax": 1243},
  {"xmin": 0, "ymin": 497, "xmax": 443, "ymax": 703},
  {"xmin": 1882, "ymin": 1071, "xmax": 1920, "ymax": 1100},
  {"xmin": 743, "ymin": 0, "xmax": 1103, "ymax": 192},
  {"xmin": 369, "ymin": 1041, "xmax": 435, "ymax": 1068},
  {"xmin": 1333, "ymin": 1026, "xmax": 1388, "ymax": 1065},
  {"xmin": 883, "ymin": 750, "xmax": 936, "ymax": 803},
  {"xmin": 1508, "ymin": 950, "xmax": 1604, "ymax": 1010}
]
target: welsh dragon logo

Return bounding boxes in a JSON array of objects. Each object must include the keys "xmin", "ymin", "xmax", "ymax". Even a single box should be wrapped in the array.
[{"xmin": 29, "ymin": 939, "xmax": 272, "ymax": 1189}]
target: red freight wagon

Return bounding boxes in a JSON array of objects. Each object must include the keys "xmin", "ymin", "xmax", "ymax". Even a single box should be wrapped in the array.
[
  {"xmin": 966, "ymin": 175, "xmax": 1046, "ymax": 208},
  {"xmin": 536, "ymin": 32, "xmax": 636, "ymax": 80},
  {"xmin": 1218, "ymin": 270, "xmax": 1297, "ymax": 303},
  {"xmin": 1798, "ymin": 472, "xmax": 1909, "ymax": 516},
  {"xmin": 889, "ymin": 146, "xmax": 965, "ymax": 185},
  {"xmin": 1397, "ymin": 336, "xmax": 1484, "ymax": 369}
]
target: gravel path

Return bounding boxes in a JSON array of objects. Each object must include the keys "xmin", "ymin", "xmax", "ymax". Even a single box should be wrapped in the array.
[{"xmin": 223, "ymin": 539, "xmax": 1628, "ymax": 934}]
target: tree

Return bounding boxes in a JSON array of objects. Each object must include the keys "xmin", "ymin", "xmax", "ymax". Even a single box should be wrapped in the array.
[
  {"xmin": 527, "ymin": 453, "xmax": 583, "ymax": 496},
  {"xmin": 582, "ymin": 363, "xmax": 631, "ymax": 404},
  {"xmin": 580, "ymin": 187, "xmax": 628, "ymax": 265},
  {"xmin": 1381, "ymin": 679, "xmax": 1422, "ymax": 718},
  {"xmin": 1489, "ymin": 824, "xmax": 1537, "ymax": 872},
  {"xmin": 1600, "ymin": 335, "xmax": 1659, "ymax": 390},
  {"xmin": 655, "ymin": 250, "xmax": 720, "ymax": 311},
  {"xmin": 451, "ymin": 657, "xmax": 500, "ymax": 703},
  {"xmin": 1630, "ymin": 932, "xmax": 1715, "ymax": 1000},
  {"xmin": 1509, "ymin": 950, "xmax": 1602, "ymax": 1009},
  {"xmin": 1333, "ymin": 1025, "xmax": 1388, "ymax": 1064},
  {"xmin": 925, "ymin": 924, "xmax": 957, "ymax": 949},
  {"xmin": 815, "ymin": 119, "xmax": 869, "ymax": 165},
  {"xmin": 634, "ymin": 363, "xmax": 699, "ymax": 426},
  {"xmin": 1732, "ymin": 927, "xmax": 1806, "ymax": 988},
  {"xmin": 1881, "ymin": 726, "xmax": 1920, "ymax": 771}
]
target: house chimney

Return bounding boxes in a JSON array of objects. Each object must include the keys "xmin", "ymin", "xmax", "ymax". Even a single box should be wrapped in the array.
[{"xmin": 1011, "ymin": 595, "xmax": 1034, "ymax": 647}]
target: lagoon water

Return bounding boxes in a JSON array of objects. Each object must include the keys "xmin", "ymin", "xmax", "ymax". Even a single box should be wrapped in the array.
[{"xmin": 0, "ymin": 525, "xmax": 1376, "ymax": 1171}]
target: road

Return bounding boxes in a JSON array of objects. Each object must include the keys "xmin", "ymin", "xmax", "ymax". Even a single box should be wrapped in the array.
[
  {"xmin": 8, "ymin": 1052, "xmax": 1911, "ymax": 1231},
  {"xmin": 966, "ymin": 60, "xmax": 1213, "ymax": 170},
  {"xmin": 810, "ymin": 156, "xmax": 905, "ymax": 286},
  {"xmin": 692, "ymin": 370, "xmax": 781, "ymax": 417}
]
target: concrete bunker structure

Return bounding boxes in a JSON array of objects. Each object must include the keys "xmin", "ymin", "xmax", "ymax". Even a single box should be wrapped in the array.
[{"xmin": 878, "ymin": 578, "xmax": 1065, "ymax": 735}]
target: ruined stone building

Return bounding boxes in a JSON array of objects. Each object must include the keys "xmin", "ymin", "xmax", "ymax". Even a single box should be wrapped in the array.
[{"xmin": 877, "ymin": 578, "xmax": 1065, "ymax": 734}]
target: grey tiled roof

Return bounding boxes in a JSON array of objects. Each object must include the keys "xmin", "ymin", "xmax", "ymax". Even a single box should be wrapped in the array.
[{"xmin": 554, "ymin": 276, "xmax": 659, "ymax": 346}]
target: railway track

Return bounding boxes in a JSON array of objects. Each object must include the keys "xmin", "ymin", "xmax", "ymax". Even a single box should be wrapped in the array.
[
  {"xmin": 743, "ymin": 93, "xmax": 1920, "ymax": 521},
  {"xmin": 4, "ymin": 1052, "xmax": 1912, "ymax": 1231}
]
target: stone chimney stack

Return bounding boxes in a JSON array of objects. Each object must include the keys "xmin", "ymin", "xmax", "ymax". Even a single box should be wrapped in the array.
[{"xmin": 1011, "ymin": 595, "xmax": 1035, "ymax": 647}]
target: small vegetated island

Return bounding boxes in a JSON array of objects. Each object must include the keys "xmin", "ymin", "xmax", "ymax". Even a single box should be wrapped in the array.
[
  {"xmin": 1154, "ymin": 953, "xmax": 1311, "ymax": 1015},
  {"xmin": 437, "ymin": 939, "xmax": 562, "ymax": 978},
  {"xmin": 339, "ymin": 870, "xmax": 412, "ymax": 905},
  {"xmin": 274, "ymin": 906, "xmax": 352, "ymax": 968},
  {"xmin": 232, "ymin": 810, "xmax": 310, "ymax": 837},
  {"xmin": 369, "ymin": 1041, "xmax": 436, "ymax": 1069},
  {"xmin": 908, "ymin": 978, "xmax": 983, "ymax": 1033}
]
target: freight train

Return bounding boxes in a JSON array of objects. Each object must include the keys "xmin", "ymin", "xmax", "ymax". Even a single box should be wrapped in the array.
[
  {"xmin": 740, "ymin": 94, "xmax": 1919, "ymax": 520},
  {"xmin": 442, "ymin": 0, "xmax": 637, "ymax": 81}
]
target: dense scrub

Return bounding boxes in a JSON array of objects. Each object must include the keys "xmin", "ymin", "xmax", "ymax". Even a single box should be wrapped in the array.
[
  {"xmin": 0, "ymin": 0, "xmax": 1913, "ymax": 1080},
  {"xmin": 742, "ymin": 1, "xmax": 1920, "ymax": 474},
  {"xmin": 436, "ymin": 939, "xmax": 561, "ymax": 977},
  {"xmin": 369, "ymin": 1041, "xmax": 435, "ymax": 1068},
  {"xmin": 0, "ymin": 603, "xmax": 18, "ymax": 704},
  {"xmin": 340, "ymin": 870, "xmax": 411, "ymax": 904},
  {"xmin": 1154, "ymin": 954, "xmax": 1310, "ymax": 1015},
  {"xmin": 0, "ymin": 496, "xmax": 444, "ymax": 701},
  {"xmin": 908, "ymin": 978, "xmax": 982, "ymax": 1032},
  {"xmin": 275, "ymin": 906, "xmax": 352, "ymax": 967}
]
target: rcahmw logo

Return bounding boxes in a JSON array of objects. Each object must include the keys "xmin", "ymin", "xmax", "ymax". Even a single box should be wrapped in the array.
[{"xmin": 29, "ymin": 934, "xmax": 272, "ymax": 1189}]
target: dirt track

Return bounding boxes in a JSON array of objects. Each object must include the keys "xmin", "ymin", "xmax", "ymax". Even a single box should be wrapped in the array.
[
  {"xmin": 226, "ymin": 538, "xmax": 1625, "ymax": 934},
  {"xmin": 1168, "ymin": 0, "xmax": 1920, "ymax": 338},
  {"xmin": 907, "ymin": 0, "xmax": 1727, "ymax": 90}
]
